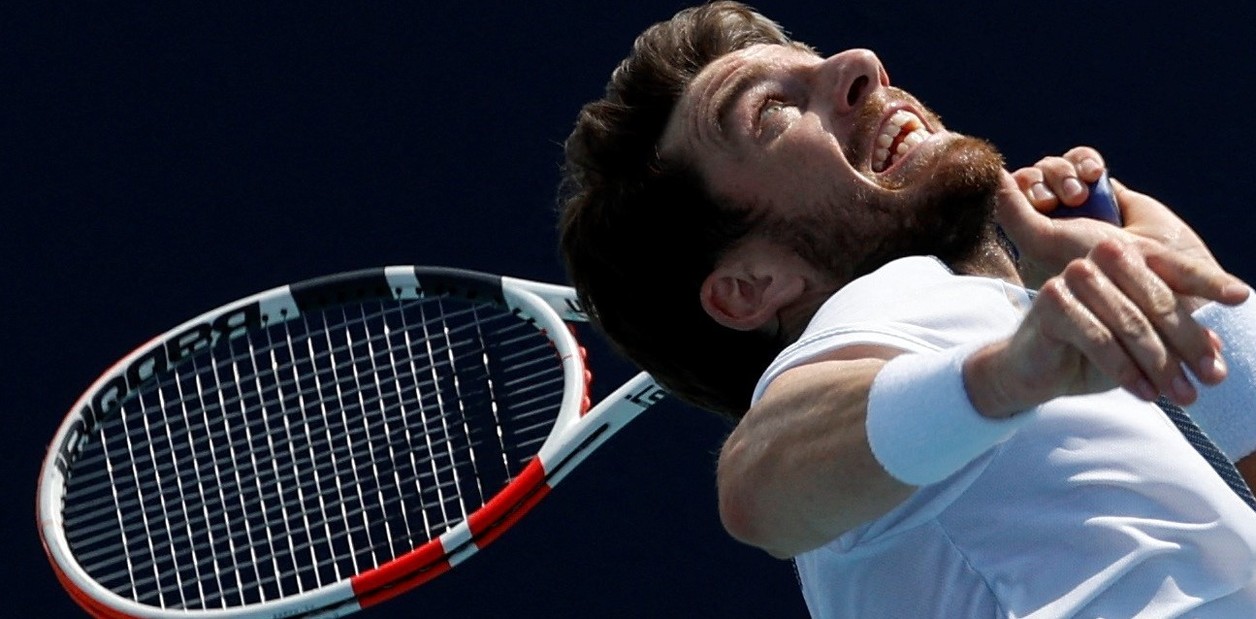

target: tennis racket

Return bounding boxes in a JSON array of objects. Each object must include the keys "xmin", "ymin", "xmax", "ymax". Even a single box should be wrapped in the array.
[{"xmin": 37, "ymin": 267, "xmax": 667, "ymax": 618}]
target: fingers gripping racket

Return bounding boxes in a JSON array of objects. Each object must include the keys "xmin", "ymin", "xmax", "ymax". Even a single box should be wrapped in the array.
[
  {"xmin": 37, "ymin": 267, "xmax": 666, "ymax": 618},
  {"xmin": 1049, "ymin": 171, "xmax": 1120, "ymax": 224}
]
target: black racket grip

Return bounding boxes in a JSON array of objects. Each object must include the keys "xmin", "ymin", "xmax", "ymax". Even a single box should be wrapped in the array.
[{"xmin": 1046, "ymin": 170, "xmax": 1121, "ymax": 225}]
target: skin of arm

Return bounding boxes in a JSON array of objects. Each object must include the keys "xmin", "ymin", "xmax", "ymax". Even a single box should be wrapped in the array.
[
  {"xmin": 716, "ymin": 335, "xmax": 1080, "ymax": 559},
  {"xmin": 718, "ymin": 238, "xmax": 1246, "ymax": 559},
  {"xmin": 719, "ymin": 147, "xmax": 1250, "ymax": 558},
  {"xmin": 1007, "ymin": 150, "xmax": 1256, "ymax": 485},
  {"xmin": 716, "ymin": 348, "xmax": 909, "ymax": 559}
]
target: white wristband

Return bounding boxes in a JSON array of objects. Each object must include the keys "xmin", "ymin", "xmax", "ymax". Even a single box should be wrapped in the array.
[
  {"xmin": 866, "ymin": 345, "xmax": 1035, "ymax": 486},
  {"xmin": 1190, "ymin": 289, "xmax": 1256, "ymax": 460}
]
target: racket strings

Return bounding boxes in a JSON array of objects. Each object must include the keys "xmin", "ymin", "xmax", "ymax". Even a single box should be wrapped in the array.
[
  {"xmin": 65, "ymin": 387, "xmax": 563, "ymax": 533},
  {"xmin": 61, "ymin": 383, "xmax": 564, "ymax": 551},
  {"xmin": 67, "ymin": 311, "xmax": 500, "ymax": 466},
  {"xmin": 61, "ymin": 293, "xmax": 567, "ymax": 610},
  {"xmin": 61, "ymin": 307, "xmax": 556, "ymax": 493},
  {"xmin": 66, "ymin": 366, "xmax": 561, "ymax": 495}
]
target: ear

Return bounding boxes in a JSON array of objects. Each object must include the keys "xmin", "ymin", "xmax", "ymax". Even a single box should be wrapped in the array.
[{"xmin": 699, "ymin": 239, "xmax": 808, "ymax": 332}]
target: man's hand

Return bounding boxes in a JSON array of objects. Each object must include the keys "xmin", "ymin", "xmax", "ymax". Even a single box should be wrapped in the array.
[
  {"xmin": 997, "ymin": 147, "xmax": 1227, "ymax": 304},
  {"xmin": 966, "ymin": 238, "xmax": 1249, "ymax": 415}
]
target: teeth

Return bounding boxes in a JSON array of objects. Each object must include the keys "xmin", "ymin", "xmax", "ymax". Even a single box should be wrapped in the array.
[
  {"xmin": 872, "ymin": 109, "xmax": 931, "ymax": 172},
  {"xmin": 889, "ymin": 110, "xmax": 915, "ymax": 127}
]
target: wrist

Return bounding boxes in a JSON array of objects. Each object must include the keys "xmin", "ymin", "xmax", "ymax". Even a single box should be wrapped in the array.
[
  {"xmin": 963, "ymin": 340, "xmax": 1043, "ymax": 418},
  {"xmin": 866, "ymin": 344, "xmax": 1038, "ymax": 486}
]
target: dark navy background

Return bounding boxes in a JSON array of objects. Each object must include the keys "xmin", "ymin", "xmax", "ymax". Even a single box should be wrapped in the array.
[{"xmin": 7, "ymin": 2, "xmax": 1253, "ymax": 616}]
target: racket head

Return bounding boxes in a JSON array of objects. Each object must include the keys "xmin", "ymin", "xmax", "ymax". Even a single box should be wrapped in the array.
[{"xmin": 37, "ymin": 266, "xmax": 591, "ymax": 618}]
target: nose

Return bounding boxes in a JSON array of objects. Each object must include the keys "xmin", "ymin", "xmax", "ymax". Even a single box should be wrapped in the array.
[{"xmin": 815, "ymin": 49, "xmax": 889, "ymax": 115}]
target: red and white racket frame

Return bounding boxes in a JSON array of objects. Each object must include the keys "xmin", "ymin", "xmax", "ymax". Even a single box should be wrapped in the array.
[{"xmin": 38, "ymin": 267, "xmax": 667, "ymax": 618}]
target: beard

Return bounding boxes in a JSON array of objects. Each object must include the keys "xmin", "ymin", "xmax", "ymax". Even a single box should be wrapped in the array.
[{"xmin": 764, "ymin": 133, "xmax": 1006, "ymax": 285}]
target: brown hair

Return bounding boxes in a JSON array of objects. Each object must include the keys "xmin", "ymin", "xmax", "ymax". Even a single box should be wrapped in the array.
[{"xmin": 558, "ymin": 2, "xmax": 804, "ymax": 420}]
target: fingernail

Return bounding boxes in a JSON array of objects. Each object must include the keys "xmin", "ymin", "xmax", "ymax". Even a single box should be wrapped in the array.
[
  {"xmin": 1172, "ymin": 375, "xmax": 1196, "ymax": 402},
  {"xmin": 1200, "ymin": 354, "xmax": 1226, "ymax": 381},
  {"xmin": 1079, "ymin": 159, "xmax": 1103, "ymax": 178},
  {"xmin": 1062, "ymin": 177, "xmax": 1086, "ymax": 200},
  {"xmin": 1222, "ymin": 283, "xmax": 1251, "ymax": 300},
  {"xmin": 1029, "ymin": 183, "xmax": 1054, "ymax": 202},
  {"xmin": 1210, "ymin": 329, "xmax": 1224, "ymax": 350},
  {"xmin": 1136, "ymin": 379, "xmax": 1158, "ymax": 401}
]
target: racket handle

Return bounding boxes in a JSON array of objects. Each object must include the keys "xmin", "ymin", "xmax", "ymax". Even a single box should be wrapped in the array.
[{"xmin": 1046, "ymin": 170, "xmax": 1121, "ymax": 225}]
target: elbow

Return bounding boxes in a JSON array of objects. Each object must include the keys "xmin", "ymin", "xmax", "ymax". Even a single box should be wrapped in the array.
[
  {"xmin": 716, "ymin": 441, "xmax": 794, "ymax": 559},
  {"xmin": 718, "ymin": 476, "xmax": 794, "ymax": 559},
  {"xmin": 716, "ymin": 475, "xmax": 759, "ymax": 547}
]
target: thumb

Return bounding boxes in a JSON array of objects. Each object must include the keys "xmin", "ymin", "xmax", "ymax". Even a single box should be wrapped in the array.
[
  {"xmin": 1108, "ymin": 178, "xmax": 1170, "ymax": 227},
  {"xmin": 994, "ymin": 171, "xmax": 1120, "ymax": 278},
  {"xmin": 994, "ymin": 170, "xmax": 1052, "ymax": 251}
]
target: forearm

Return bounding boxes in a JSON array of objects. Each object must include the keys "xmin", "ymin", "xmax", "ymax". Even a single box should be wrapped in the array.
[
  {"xmin": 963, "ymin": 338, "xmax": 1055, "ymax": 418},
  {"xmin": 719, "ymin": 343, "xmax": 1038, "ymax": 558},
  {"xmin": 717, "ymin": 357, "xmax": 913, "ymax": 558}
]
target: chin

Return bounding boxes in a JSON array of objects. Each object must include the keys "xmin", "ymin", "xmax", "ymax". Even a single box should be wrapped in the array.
[
  {"xmin": 852, "ymin": 135, "xmax": 1005, "ymax": 277},
  {"xmin": 925, "ymin": 134, "xmax": 1004, "ymax": 249}
]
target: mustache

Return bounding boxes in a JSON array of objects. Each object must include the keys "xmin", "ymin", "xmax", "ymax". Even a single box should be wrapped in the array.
[
  {"xmin": 774, "ymin": 135, "xmax": 1005, "ymax": 287},
  {"xmin": 853, "ymin": 136, "xmax": 1004, "ymax": 277},
  {"xmin": 844, "ymin": 87, "xmax": 939, "ymax": 172}
]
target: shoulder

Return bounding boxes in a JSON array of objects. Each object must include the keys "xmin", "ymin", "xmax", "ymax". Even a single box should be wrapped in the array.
[
  {"xmin": 809, "ymin": 256, "xmax": 1026, "ymax": 332},
  {"xmin": 752, "ymin": 257, "xmax": 1026, "ymax": 404}
]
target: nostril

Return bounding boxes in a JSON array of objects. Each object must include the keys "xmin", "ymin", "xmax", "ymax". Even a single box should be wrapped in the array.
[{"xmin": 847, "ymin": 75, "xmax": 869, "ymax": 107}]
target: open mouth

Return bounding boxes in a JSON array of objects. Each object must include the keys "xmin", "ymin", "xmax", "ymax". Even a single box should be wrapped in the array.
[{"xmin": 872, "ymin": 109, "xmax": 932, "ymax": 173}]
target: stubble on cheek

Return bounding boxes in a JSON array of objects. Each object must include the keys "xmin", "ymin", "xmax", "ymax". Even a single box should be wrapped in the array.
[{"xmin": 795, "ymin": 134, "xmax": 1006, "ymax": 282}]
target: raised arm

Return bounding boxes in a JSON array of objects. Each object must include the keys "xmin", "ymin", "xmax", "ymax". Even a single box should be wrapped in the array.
[
  {"xmin": 1002, "ymin": 148, "xmax": 1256, "ymax": 479},
  {"xmin": 719, "ymin": 174, "xmax": 1249, "ymax": 559}
]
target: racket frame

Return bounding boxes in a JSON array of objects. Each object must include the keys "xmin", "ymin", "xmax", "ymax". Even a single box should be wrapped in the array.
[{"xmin": 37, "ymin": 267, "xmax": 663, "ymax": 618}]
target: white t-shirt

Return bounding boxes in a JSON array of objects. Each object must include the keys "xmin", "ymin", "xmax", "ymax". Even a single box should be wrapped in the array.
[{"xmin": 752, "ymin": 256, "xmax": 1256, "ymax": 618}]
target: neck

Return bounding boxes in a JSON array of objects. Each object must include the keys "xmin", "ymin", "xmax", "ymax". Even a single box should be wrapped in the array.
[
  {"xmin": 945, "ymin": 224, "xmax": 1023, "ymax": 286},
  {"xmin": 775, "ymin": 224, "xmax": 1024, "ymax": 346},
  {"xmin": 771, "ymin": 266, "xmax": 845, "ymax": 345}
]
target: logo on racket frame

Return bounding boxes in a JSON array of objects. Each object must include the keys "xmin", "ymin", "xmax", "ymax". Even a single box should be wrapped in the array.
[{"xmin": 51, "ymin": 301, "xmax": 264, "ymax": 476}]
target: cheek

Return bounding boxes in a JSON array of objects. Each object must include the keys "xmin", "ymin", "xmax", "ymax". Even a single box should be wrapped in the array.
[
  {"xmin": 715, "ymin": 131, "xmax": 864, "ymax": 210},
  {"xmin": 775, "ymin": 141, "xmax": 859, "ymax": 195}
]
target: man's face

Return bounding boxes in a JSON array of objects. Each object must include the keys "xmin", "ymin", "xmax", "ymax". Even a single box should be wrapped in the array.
[{"xmin": 660, "ymin": 43, "xmax": 1004, "ymax": 281}]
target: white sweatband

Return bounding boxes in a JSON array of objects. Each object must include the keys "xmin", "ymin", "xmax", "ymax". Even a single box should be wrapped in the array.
[
  {"xmin": 866, "ymin": 344, "xmax": 1036, "ymax": 486},
  {"xmin": 1189, "ymin": 289, "xmax": 1256, "ymax": 460}
]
